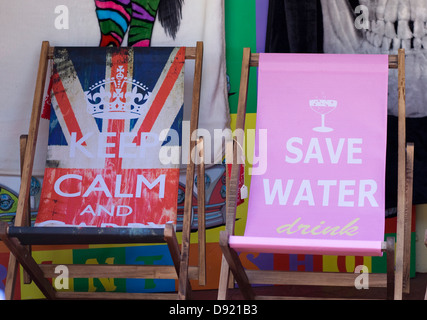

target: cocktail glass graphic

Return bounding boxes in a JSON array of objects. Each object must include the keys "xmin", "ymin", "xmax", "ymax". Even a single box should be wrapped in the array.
[{"xmin": 309, "ymin": 99, "xmax": 337, "ymax": 132}]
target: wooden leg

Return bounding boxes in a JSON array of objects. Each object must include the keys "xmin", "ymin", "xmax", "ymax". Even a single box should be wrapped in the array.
[
  {"xmin": 20, "ymin": 135, "xmax": 32, "ymax": 285},
  {"xmin": 164, "ymin": 223, "xmax": 192, "ymax": 300},
  {"xmin": 403, "ymin": 143, "xmax": 414, "ymax": 294},
  {"xmin": 5, "ymin": 41, "xmax": 50, "ymax": 299},
  {"xmin": 386, "ymin": 237, "xmax": 395, "ymax": 300},
  {"xmin": 424, "ymin": 230, "xmax": 427, "ymax": 300},
  {"xmin": 217, "ymin": 256, "xmax": 232, "ymax": 300},
  {"xmin": 0, "ymin": 222, "xmax": 56, "ymax": 299},
  {"xmin": 164, "ymin": 224, "xmax": 181, "ymax": 275},
  {"xmin": 196, "ymin": 138, "xmax": 206, "ymax": 286},
  {"xmin": 5, "ymin": 135, "xmax": 34, "ymax": 298},
  {"xmin": 4, "ymin": 254, "xmax": 19, "ymax": 300},
  {"xmin": 177, "ymin": 41, "xmax": 203, "ymax": 301},
  {"xmin": 219, "ymin": 231, "xmax": 255, "ymax": 300}
]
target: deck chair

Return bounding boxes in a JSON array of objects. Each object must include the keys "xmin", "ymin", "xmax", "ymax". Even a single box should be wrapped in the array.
[
  {"xmin": 0, "ymin": 41, "xmax": 206, "ymax": 300},
  {"xmin": 218, "ymin": 48, "xmax": 414, "ymax": 300}
]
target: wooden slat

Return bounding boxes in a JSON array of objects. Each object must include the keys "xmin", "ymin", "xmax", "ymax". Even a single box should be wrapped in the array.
[
  {"xmin": 255, "ymin": 295, "xmax": 381, "ymax": 301},
  {"xmin": 48, "ymin": 46, "xmax": 198, "ymax": 60},
  {"xmin": 5, "ymin": 135, "xmax": 30, "ymax": 291},
  {"xmin": 163, "ymin": 223, "xmax": 194, "ymax": 297},
  {"xmin": 217, "ymin": 151, "xmax": 233, "ymax": 300},
  {"xmin": 403, "ymin": 143, "xmax": 414, "ymax": 294},
  {"xmin": 249, "ymin": 53, "xmax": 399, "ymax": 68},
  {"xmin": 178, "ymin": 41, "xmax": 203, "ymax": 300},
  {"xmin": 219, "ymin": 231, "xmax": 255, "ymax": 300},
  {"xmin": 55, "ymin": 291, "xmax": 178, "ymax": 300},
  {"xmin": 196, "ymin": 138, "xmax": 206, "ymax": 286},
  {"xmin": 15, "ymin": 41, "xmax": 49, "ymax": 228},
  {"xmin": 164, "ymin": 223, "xmax": 181, "ymax": 275},
  {"xmin": 5, "ymin": 247, "xmax": 19, "ymax": 300},
  {"xmin": 5, "ymin": 41, "xmax": 50, "ymax": 300},
  {"xmin": 39, "ymin": 264, "xmax": 200, "ymax": 280},
  {"xmin": 387, "ymin": 237, "xmax": 396, "ymax": 300},
  {"xmin": 225, "ymin": 48, "xmax": 251, "ymax": 234},
  {"xmin": 41, "ymin": 265, "xmax": 179, "ymax": 279},
  {"xmin": 19, "ymin": 135, "xmax": 31, "ymax": 229},
  {"xmin": 184, "ymin": 47, "xmax": 197, "ymax": 60},
  {"xmin": 8, "ymin": 225, "xmax": 166, "ymax": 245},
  {"xmin": 19, "ymin": 135, "xmax": 32, "ymax": 285},
  {"xmin": 0, "ymin": 223, "xmax": 56, "ymax": 299},
  {"xmin": 388, "ymin": 54, "xmax": 399, "ymax": 68},
  {"xmin": 217, "ymin": 257, "xmax": 232, "ymax": 300},
  {"xmin": 218, "ymin": 49, "xmax": 252, "ymax": 300},
  {"xmin": 425, "ymin": 231, "xmax": 427, "ymax": 300},
  {"xmin": 395, "ymin": 48, "xmax": 407, "ymax": 300},
  {"xmin": 245, "ymin": 270, "xmax": 387, "ymax": 288}
]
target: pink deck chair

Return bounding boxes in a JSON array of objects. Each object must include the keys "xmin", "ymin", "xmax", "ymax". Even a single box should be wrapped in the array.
[{"xmin": 218, "ymin": 48, "xmax": 414, "ymax": 300}]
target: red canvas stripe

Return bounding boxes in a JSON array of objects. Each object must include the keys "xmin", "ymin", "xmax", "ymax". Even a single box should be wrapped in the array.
[
  {"xmin": 135, "ymin": 47, "xmax": 186, "ymax": 144},
  {"xmin": 36, "ymin": 168, "xmax": 179, "ymax": 227},
  {"xmin": 105, "ymin": 119, "xmax": 125, "ymax": 172},
  {"xmin": 51, "ymin": 70, "xmax": 85, "ymax": 145},
  {"xmin": 105, "ymin": 49, "xmax": 129, "ymax": 172}
]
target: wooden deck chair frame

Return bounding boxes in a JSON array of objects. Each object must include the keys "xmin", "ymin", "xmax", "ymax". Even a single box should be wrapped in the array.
[
  {"xmin": 0, "ymin": 41, "xmax": 206, "ymax": 300},
  {"xmin": 425, "ymin": 230, "xmax": 427, "ymax": 300},
  {"xmin": 218, "ymin": 48, "xmax": 414, "ymax": 300}
]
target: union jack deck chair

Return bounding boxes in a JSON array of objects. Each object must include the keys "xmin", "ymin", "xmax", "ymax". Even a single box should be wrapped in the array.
[{"xmin": 0, "ymin": 41, "xmax": 205, "ymax": 300}]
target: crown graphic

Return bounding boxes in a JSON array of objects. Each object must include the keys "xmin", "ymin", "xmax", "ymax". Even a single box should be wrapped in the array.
[{"xmin": 84, "ymin": 65, "xmax": 151, "ymax": 120}]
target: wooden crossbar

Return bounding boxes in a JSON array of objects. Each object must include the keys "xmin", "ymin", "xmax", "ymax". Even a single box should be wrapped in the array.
[
  {"xmin": 249, "ymin": 53, "xmax": 400, "ymax": 68},
  {"xmin": 48, "ymin": 46, "xmax": 198, "ymax": 60},
  {"xmin": 7, "ymin": 226, "xmax": 167, "ymax": 245},
  {"xmin": 38, "ymin": 264, "xmax": 200, "ymax": 280}
]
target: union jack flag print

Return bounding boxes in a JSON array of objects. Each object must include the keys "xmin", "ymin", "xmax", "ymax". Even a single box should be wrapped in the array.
[{"xmin": 35, "ymin": 47, "xmax": 185, "ymax": 228}]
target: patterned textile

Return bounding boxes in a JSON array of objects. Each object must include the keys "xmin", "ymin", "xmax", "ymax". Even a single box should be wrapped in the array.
[{"xmin": 95, "ymin": 0, "xmax": 160, "ymax": 47}]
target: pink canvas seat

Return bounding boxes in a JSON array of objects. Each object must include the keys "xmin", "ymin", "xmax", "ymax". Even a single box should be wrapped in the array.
[
  {"xmin": 228, "ymin": 236, "xmax": 383, "ymax": 257},
  {"xmin": 218, "ymin": 48, "xmax": 414, "ymax": 300}
]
